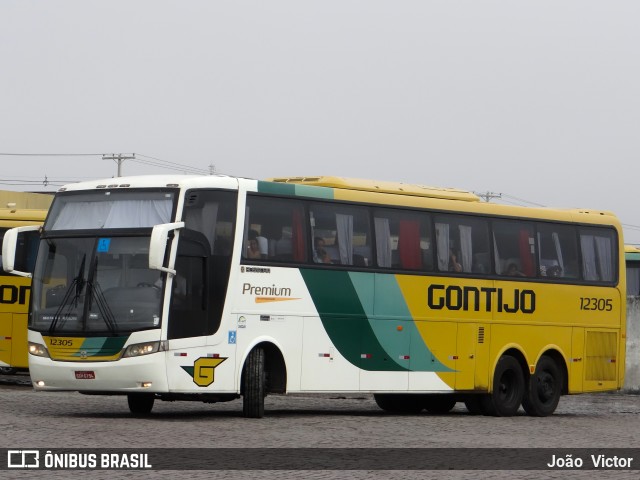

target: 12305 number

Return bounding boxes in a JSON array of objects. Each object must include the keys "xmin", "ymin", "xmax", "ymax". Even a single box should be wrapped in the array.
[{"xmin": 580, "ymin": 297, "xmax": 613, "ymax": 311}]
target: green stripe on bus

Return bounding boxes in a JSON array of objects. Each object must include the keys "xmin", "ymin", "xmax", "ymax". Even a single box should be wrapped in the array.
[
  {"xmin": 96, "ymin": 336, "xmax": 129, "ymax": 356},
  {"xmin": 301, "ymin": 269, "xmax": 453, "ymax": 372},
  {"xmin": 300, "ymin": 269, "xmax": 405, "ymax": 371},
  {"xmin": 257, "ymin": 181, "xmax": 334, "ymax": 199},
  {"xmin": 74, "ymin": 336, "xmax": 128, "ymax": 357},
  {"xmin": 373, "ymin": 274, "xmax": 452, "ymax": 372}
]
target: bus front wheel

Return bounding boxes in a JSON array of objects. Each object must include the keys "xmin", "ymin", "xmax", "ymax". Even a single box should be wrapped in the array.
[
  {"xmin": 242, "ymin": 347, "xmax": 266, "ymax": 418},
  {"xmin": 127, "ymin": 393, "xmax": 155, "ymax": 415},
  {"xmin": 481, "ymin": 355, "xmax": 524, "ymax": 417},
  {"xmin": 522, "ymin": 355, "xmax": 562, "ymax": 417}
]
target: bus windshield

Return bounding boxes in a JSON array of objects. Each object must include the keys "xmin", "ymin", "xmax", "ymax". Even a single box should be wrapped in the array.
[
  {"xmin": 30, "ymin": 236, "xmax": 163, "ymax": 334},
  {"xmin": 45, "ymin": 190, "xmax": 175, "ymax": 230}
]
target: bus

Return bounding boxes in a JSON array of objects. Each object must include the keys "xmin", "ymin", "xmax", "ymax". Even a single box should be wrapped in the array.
[
  {"xmin": 2, "ymin": 175, "xmax": 625, "ymax": 417},
  {"xmin": 0, "ymin": 207, "xmax": 47, "ymax": 374},
  {"xmin": 624, "ymin": 245, "xmax": 640, "ymax": 391},
  {"xmin": 625, "ymin": 245, "xmax": 640, "ymax": 297}
]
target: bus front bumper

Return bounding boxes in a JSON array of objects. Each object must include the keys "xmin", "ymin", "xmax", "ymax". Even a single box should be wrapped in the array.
[{"xmin": 28, "ymin": 353, "xmax": 168, "ymax": 393}]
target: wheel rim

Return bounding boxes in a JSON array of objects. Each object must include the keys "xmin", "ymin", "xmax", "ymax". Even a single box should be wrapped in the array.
[
  {"xmin": 536, "ymin": 371, "xmax": 556, "ymax": 404},
  {"xmin": 498, "ymin": 370, "xmax": 518, "ymax": 405}
]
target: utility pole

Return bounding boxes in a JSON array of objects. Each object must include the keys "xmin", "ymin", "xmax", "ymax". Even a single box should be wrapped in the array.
[
  {"xmin": 208, "ymin": 163, "xmax": 216, "ymax": 175},
  {"xmin": 475, "ymin": 191, "xmax": 502, "ymax": 203},
  {"xmin": 102, "ymin": 153, "xmax": 136, "ymax": 177}
]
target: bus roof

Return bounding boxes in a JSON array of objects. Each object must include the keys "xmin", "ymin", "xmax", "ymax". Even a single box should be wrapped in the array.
[
  {"xmin": 54, "ymin": 174, "xmax": 621, "ymax": 229},
  {"xmin": 268, "ymin": 176, "xmax": 481, "ymax": 202}
]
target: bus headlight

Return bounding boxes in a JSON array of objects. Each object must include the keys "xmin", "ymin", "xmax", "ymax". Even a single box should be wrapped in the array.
[
  {"xmin": 28, "ymin": 342, "xmax": 50, "ymax": 358},
  {"xmin": 123, "ymin": 341, "xmax": 166, "ymax": 358}
]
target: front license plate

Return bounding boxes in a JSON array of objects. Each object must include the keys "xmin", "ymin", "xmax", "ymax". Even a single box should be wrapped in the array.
[{"xmin": 75, "ymin": 371, "xmax": 95, "ymax": 380}]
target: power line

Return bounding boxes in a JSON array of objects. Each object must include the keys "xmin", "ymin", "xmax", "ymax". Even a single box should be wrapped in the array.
[
  {"xmin": 0, "ymin": 152, "xmax": 210, "ymax": 176},
  {"xmin": 500, "ymin": 194, "xmax": 547, "ymax": 208},
  {"xmin": 621, "ymin": 223, "xmax": 640, "ymax": 232},
  {"xmin": 0, "ymin": 153, "xmax": 103, "ymax": 156},
  {"xmin": 136, "ymin": 154, "xmax": 209, "ymax": 174},
  {"xmin": 132, "ymin": 156, "xmax": 208, "ymax": 175}
]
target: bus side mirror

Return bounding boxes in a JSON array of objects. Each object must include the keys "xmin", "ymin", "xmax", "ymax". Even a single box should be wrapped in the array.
[
  {"xmin": 2, "ymin": 225, "xmax": 40, "ymax": 278},
  {"xmin": 149, "ymin": 222, "xmax": 185, "ymax": 275}
]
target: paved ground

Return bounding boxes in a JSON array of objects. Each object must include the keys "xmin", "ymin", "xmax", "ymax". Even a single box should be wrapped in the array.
[{"xmin": 0, "ymin": 373, "xmax": 639, "ymax": 479}]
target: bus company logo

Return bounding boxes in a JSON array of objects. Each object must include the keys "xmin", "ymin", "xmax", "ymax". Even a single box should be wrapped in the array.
[
  {"xmin": 8, "ymin": 450, "xmax": 40, "ymax": 469},
  {"xmin": 242, "ymin": 282, "xmax": 300, "ymax": 304},
  {"xmin": 427, "ymin": 284, "xmax": 536, "ymax": 314},
  {"xmin": 241, "ymin": 267, "xmax": 271, "ymax": 274},
  {"xmin": 181, "ymin": 357, "xmax": 228, "ymax": 387}
]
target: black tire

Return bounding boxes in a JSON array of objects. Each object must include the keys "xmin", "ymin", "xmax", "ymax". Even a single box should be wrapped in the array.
[
  {"xmin": 0, "ymin": 367, "xmax": 17, "ymax": 375},
  {"xmin": 127, "ymin": 393, "xmax": 155, "ymax": 415},
  {"xmin": 373, "ymin": 394, "xmax": 424, "ymax": 414},
  {"xmin": 482, "ymin": 355, "xmax": 524, "ymax": 417},
  {"xmin": 242, "ymin": 347, "xmax": 266, "ymax": 418},
  {"xmin": 463, "ymin": 395, "xmax": 485, "ymax": 415},
  {"xmin": 522, "ymin": 355, "xmax": 562, "ymax": 417},
  {"xmin": 423, "ymin": 395, "xmax": 457, "ymax": 414}
]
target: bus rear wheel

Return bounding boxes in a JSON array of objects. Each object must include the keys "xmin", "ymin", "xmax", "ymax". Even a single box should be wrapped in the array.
[
  {"xmin": 481, "ymin": 355, "xmax": 524, "ymax": 417},
  {"xmin": 127, "ymin": 393, "xmax": 155, "ymax": 415},
  {"xmin": 522, "ymin": 355, "xmax": 562, "ymax": 417},
  {"xmin": 374, "ymin": 394, "xmax": 424, "ymax": 414},
  {"xmin": 242, "ymin": 347, "xmax": 266, "ymax": 418},
  {"xmin": 423, "ymin": 395, "xmax": 457, "ymax": 414}
]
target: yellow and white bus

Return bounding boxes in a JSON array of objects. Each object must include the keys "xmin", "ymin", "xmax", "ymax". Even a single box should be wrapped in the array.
[
  {"xmin": 3, "ymin": 175, "xmax": 625, "ymax": 417},
  {"xmin": 0, "ymin": 207, "xmax": 47, "ymax": 374}
]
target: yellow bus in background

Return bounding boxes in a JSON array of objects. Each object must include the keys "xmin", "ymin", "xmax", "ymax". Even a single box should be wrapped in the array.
[{"xmin": 0, "ymin": 207, "xmax": 47, "ymax": 374}]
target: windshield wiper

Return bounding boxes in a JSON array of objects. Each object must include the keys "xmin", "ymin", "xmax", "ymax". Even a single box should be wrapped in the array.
[
  {"xmin": 49, "ymin": 254, "xmax": 86, "ymax": 334},
  {"xmin": 85, "ymin": 257, "xmax": 118, "ymax": 334}
]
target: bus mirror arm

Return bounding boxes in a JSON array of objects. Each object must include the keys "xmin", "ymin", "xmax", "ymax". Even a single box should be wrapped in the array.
[
  {"xmin": 149, "ymin": 222, "xmax": 185, "ymax": 276},
  {"xmin": 2, "ymin": 225, "xmax": 40, "ymax": 278}
]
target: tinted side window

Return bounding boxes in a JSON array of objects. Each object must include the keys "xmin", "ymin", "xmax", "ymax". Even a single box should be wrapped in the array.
[
  {"xmin": 579, "ymin": 227, "xmax": 616, "ymax": 283},
  {"xmin": 434, "ymin": 215, "xmax": 490, "ymax": 274},
  {"xmin": 182, "ymin": 189, "xmax": 238, "ymax": 335},
  {"xmin": 493, "ymin": 220, "xmax": 536, "ymax": 278},
  {"xmin": 536, "ymin": 223, "xmax": 579, "ymax": 280},
  {"xmin": 627, "ymin": 262, "xmax": 640, "ymax": 296},
  {"xmin": 309, "ymin": 203, "xmax": 371, "ymax": 267},
  {"xmin": 244, "ymin": 196, "xmax": 307, "ymax": 263},
  {"xmin": 373, "ymin": 208, "xmax": 433, "ymax": 270}
]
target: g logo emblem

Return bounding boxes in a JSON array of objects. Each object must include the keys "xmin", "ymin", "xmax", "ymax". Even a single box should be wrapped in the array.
[{"xmin": 193, "ymin": 357, "xmax": 227, "ymax": 387}]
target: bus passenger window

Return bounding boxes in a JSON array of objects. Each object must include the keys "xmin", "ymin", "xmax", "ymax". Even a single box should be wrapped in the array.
[
  {"xmin": 244, "ymin": 195, "xmax": 307, "ymax": 263},
  {"xmin": 579, "ymin": 227, "xmax": 616, "ymax": 282},
  {"xmin": 435, "ymin": 215, "xmax": 490, "ymax": 275},
  {"xmin": 373, "ymin": 209, "xmax": 431, "ymax": 271},
  {"xmin": 310, "ymin": 203, "xmax": 371, "ymax": 267},
  {"xmin": 536, "ymin": 224, "xmax": 579, "ymax": 280},
  {"xmin": 493, "ymin": 220, "xmax": 536, "ymax": 277}
]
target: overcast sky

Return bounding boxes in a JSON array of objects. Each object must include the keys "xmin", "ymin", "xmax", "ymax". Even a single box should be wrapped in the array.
[{"xmin": 2, "ymin": 1, "xmax": 640, "ymax": 242}]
